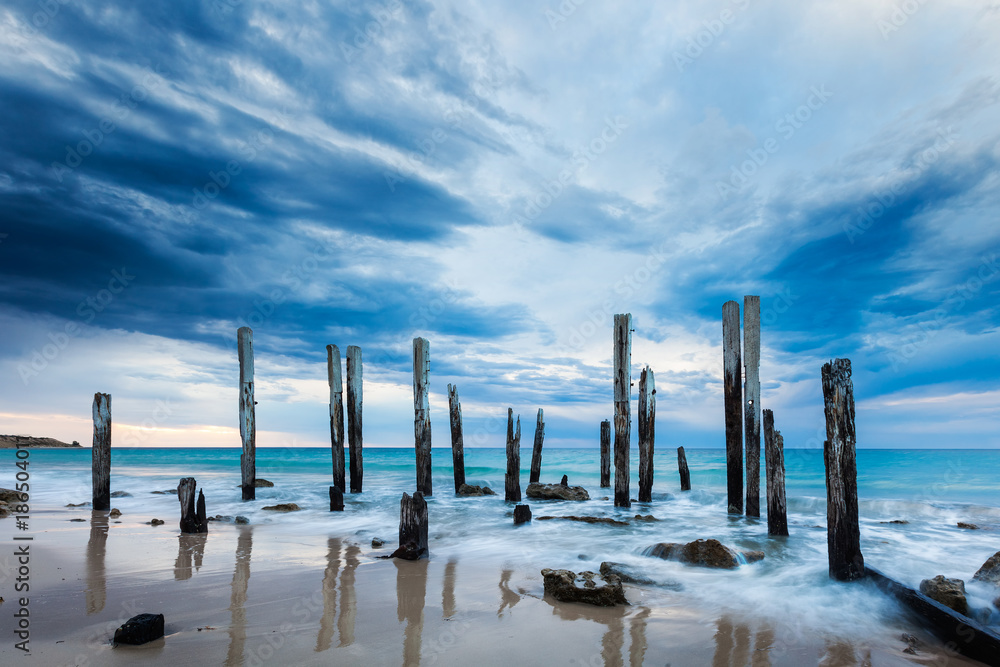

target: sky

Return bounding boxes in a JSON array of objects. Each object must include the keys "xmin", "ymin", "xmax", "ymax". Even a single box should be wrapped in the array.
[{"xmin": 1, "ymin": 0, "xmax": 999, "ymax": 451}]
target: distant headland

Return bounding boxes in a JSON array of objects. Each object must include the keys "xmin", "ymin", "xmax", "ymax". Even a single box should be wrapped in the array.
[{"xmin": 0, "ymin": 435, "xmax": 81, "ymax": 448}]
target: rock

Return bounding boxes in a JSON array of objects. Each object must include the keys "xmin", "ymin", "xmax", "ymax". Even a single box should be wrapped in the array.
[
  {"xmin": 743, "ymin": 551, "xmax": 765, "ymax": 564},
  {"xmin": 151, "ymin": 489, "xmax": 177, "ymax": 495},
  {"xmin": 600, "ymin": 561, "xmax": 657, "ymax": 586},
  {"xmin": 110, "ymin": 491, "xmax": 132, "ymax": 498},
  {"xmin": 643, "ymin": 539, "xmax": 764, "ymax": 569},
  {"xmin": 371, "ymin": 537, "xmax": 385, "ymax": 548},
  {"xmin": 972, "ymin": 551, "xmax": 1000, "ymax": 584},
  {"xmin": 0, "ymin": 488, "xmax": 25, "ymax": 504},
  {"xmin": 70, "ymin": 518, "xmax": 86, "ymax": 522},
  {"xmin": 526, "ymin": 482, "xmax": 589, "ymax": 501},
  {"xmin": 148, "ymin": 519, "xmax": 165, "ymax": 526},
  {"xmin": 66, "ymin": 502, "xmax": 91, "ymax": 507},
  {"xmin": 633, "ymin": 514, "xmax": 659, "ymax": 522},
  {"xmin": 560, "ymin": 475, "xmax": 569, "ymax": 487},
  {"xmin": 541, "ymin": 568, "xmax": 628, "ymax": 606},
  {"xmin": 514, "ymin": 504, "xmax": 532, "ymax": 524},
  {"xmin": 207, "ymin": 515, "xmax": 233, "ymax": 522},
  {"xmin": 456, "ymin": 484, "xmax": 496, "ymax": 497},
  {"xmin": 109, "ymin": 508, "xmax": 122, "ymax": 518},
  {"xmin": 918, "ymin": 575, "xmax": 968, "ymax": 615},
  {"xmin": 113, "ymin": 613, "xmax": 165, "ymax": 645},
  {"xmin": 262, "ymin": 503, "xmax": 300, "ymax": 512},
  {"xmin": 993, "ymin": 595, "xmax": 1000, "ymax": 611},
  {"xmin": 0, "ymin": 502, "xmax": 9, "ymax": 519},
  {"xmin": 234, "ymin": 516, "xmax": 249, "ymax": 525},
  {"xmin": 879, "ymin": 520, "xmax": 909, "ymax": 524},
  {"xmin": 537, "ymin": 515, "xmax": 628, "ymax": 526},
  {"xmin": 958, "ymin": 522, "xmax": 979, "ymax": 530},
  {"xmin": 255, "ymin": 479, "xmax": 274, "ymax": 488}
]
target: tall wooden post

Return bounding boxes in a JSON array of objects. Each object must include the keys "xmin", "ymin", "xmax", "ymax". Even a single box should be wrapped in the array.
[
  {"xmin": 412, "ymin": 338, "xmax": 432, "ymax": 496},
  {"xmin": 762, "ymin": 409, "xmax": 788, "ymax": 537},
  {"xmin": 677, "ymin": 446, "xmax": 691, "ymax": 491},
  {"xmin": 238, "ymin": 327, "xmax": 256, "ymax": 501},
  {"xmin": 505, "ymin": 409, "xmax": 521, "ymax": 502},
  {"xmin": 744, "ymin": 295, "xmax": 761, "ymax": 517},
  {"xmin": 613, "ymin": 313, "xmax": 632, "ymax": 508},
  {"xmin": 529, "ymin": 409, "xmax": 545, "ymax": 484},
  {"xmin": 722, "ymin": 301, "xmax": 743, "ymax": 514},
  {"xmin": 600, "ymin": 420, "xmax": 611, "ymax": 487},
  {"xmin": 822, "ymin": 359, "xmax": 863, "ymax": 580},
  {"xmin": 92, "ymin": 393, "xmax": 111, "ymax": 511},
  {"xmin": 327, "ymin": 344, "xmax": 346, "ymax": 492},
  {"xmin": 347, "ymin": 345, "xmax": 363, "ymax": 493},
  {"xmin": 638, "ymin": 367, "xmax": 655, "ymax": 503},
  {"xmin": 448, "ymin": 384, "xmax": 465, "ymax": 493}
]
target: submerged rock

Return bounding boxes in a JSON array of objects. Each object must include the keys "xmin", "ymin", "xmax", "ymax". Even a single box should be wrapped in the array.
[
  {"xmin": 973, "ymin": 551, "xmax": 1000, "ymax": 585},
  {"xmin": 643, "ymin": 539, "xmax": 764, "ymax": 569},
  {"xmin": 526, "ymin": 482, "xmax": 589, "ymax": 501},
  {"xmin": 262, "ymin": 503, "xmax": 300, "ymax": 512},
  {"xmin": 66, "ymin": 502, "xmax": 91, "ymax": 508},
  {"xmin": 255, "ymin": 479, "xmax": 274, "ymax": 488},
  {"xmin": 599, "ymin": 561, "xmax": 656, "ymax": 586},
  {"xmin": 633, "ymin": 514, "xmax": 659, "ymax": 522},
  {"xmin": 234, "ymin": 516, "xmax": 249, "ymax": 525},
  {"xmin": 919, "ymin": 575, "xmax": 968, "ymax": 615},
  {"xmin": 110, "ymin": 491, "xmax": 132, "ymax": 498},
  {"xmin": 537, "ymin": 515, "xmax": 628, "ymax": 526},
  {"xmin": 114, "ymin": 613, "xmax": 164, "ymax": 645},
  {"xmin": 541, "ymin": 568, "xmax": 628, "ymax": 606},
  {"xmin": 456, "ymin": 484, "xmax": 496, "ymax": 497},
  {"xmin": 958, "ymin": 522, "xmax": 980, "ymax": 530},
  {"xmin": 151, "ymin": 489, "xmax": 177, "ymax": 495},
  {"xmin": 879, "ymin": 520, "xmax": 909, "ymax": 525}
]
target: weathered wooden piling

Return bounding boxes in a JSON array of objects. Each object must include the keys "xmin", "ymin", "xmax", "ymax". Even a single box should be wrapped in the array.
[
  {"xmin": 505, "ymin": 408, "xmax": 521, "ymax": 502},
  {"xmin": 327, "ymin": 344, "xmax": 346, "ymax": 492},
  {"xmin": 329, "ymin": 485, "xmax": 344, "ymax": 512},
  {"xmin": 92, "ymin": 392, "xmax": 111, "ymax": 511},
  {"xmin": 390, "ymin": 492, "xmax": 428, "ymax": 560},
  {"xmin": 722, "ymin": 301, "xmax": 743, "ymax": 514},
  {"xmin": 677, "ymin": 446, "xmax": 691, "ymax": 491},
  {"xmin": 744, "ymin": 295, "xmax": 761, "ymax": 518},
  {"xmin": 638, "ymin": 366, "xmax": 655, "ymax": 503},
  {"xmin": 412, "ymin": 337, "xmax": 432, "ymax": 496},
  {"xmin": 822, "ymin": 358, "xmax": 864, "ymax": 581},
  {"xmin": 178, "ymin": 477, "xmax": 207, "ymax": 534},
  {"xmin": 613, "ymin": 313, "xmax": 632, "ymax": 508},
  {"xmin": 447, "ymin": 384, "xmax": 465, "ymax": 493},
  {"xmin": 237, "ymin": 326, "xmax": 256, "ymax": 501},
  {"xmin": 762, "ymin": 409, "xmax": 787, "ymax": 537},
  {"xmin": 600, "ymin": 420, "xmax": 611, "ymax": 487},
  {"xmin": 513, "ymin": 504, "xmax": 531, "ymax": 524},
  {"xmin": 346, "ymin": 345, "xmax": 363, "ymax": 493},
  {"xmin": 529, "ymin": 409, "xmax": 545, "ymax": 484}
]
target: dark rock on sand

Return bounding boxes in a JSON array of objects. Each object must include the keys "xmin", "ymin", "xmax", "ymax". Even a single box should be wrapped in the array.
[
  {"xmin": 919, "ymin": 575, "xmax": 968, "ymax": 615},
  {"xmin": 110, "ymin": 491, "xmax": 131, "ymax": 498},
  {"xmin": 644, "ymin": 539, "xmax": 764, "ymax": 569},
  {"xmin": 234, "ymin": 516, "xmax": 249, "ymax": 525},
  {"xmin": 66, "ymin": 502, "xmax": 91, "ymax": 507},
  {"xmin": 457, "ymin": 484, "xmax": 496, "ymax": 497},
  {"xmin": 526, "ymin": 482, "xmax": 589, "ymax": 501},
  {"xmin": 109, "ymin": 508, "xmax": 122, "ymax": 518},
  {"xmin": 371, "ymin": 537, "xmax": 385, "ymax": 548},
  {"xmin": 262, "ymin": 503, "xmax": 300, "ymax": 512},
  {"xmin": 114, "ymin": 613, "xmax": 165, "ymax": 645},
  {"xmin": 958, "ymin": 522, "xmax": 980, "ymax": 530},
  {"xmin": 514, "ymin": 504, "xmax": 532, "ymax": 524},
  {"xmin": 541, "ymin": 568, "xmax": 628, "ymax": 606},
  {"xmin": 0, "ymin": 488, "xmax": 26, "ymax": 503},
  {"xmin": 0, "ymin": 502, "xmax": 9, "ymax": 519},
  {"xmin": 70, "ymin": 518, "xmax": 86, "ymax": 522},
  {"xmin": 208, "ymin": 515, "xmax": 250, "ymax": 523},
  {"xmin": 973, "ymin": 551, "xmax": 1000, "ymax": 585},
  {"xmin": 148, "ymin": 519, "xmax": 165, "ymax": 526},
  {"xmin": 537, "ymin": 515, "xmax": 628, "ymax": 526}
]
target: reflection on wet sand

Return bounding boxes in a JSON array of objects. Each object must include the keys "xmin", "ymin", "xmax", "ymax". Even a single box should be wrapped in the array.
[
  {"xmin": 628, "ymin": 608, "xmax": 649, "ymax": 667},
  {"xmin": 753, "ymin": 625, "xmax": 774, "ymax": 667},
  {"xmin": 713, "ymin": 617, "xmax": 767, "ymax": 667},
  {"xmin": 338, "ymin": 545, "xmax": 360, "ymax": 647},
  {"xmin": 396, "ymin": 557, "xmax": 428, "ymax": 667},
  {"xmin": 225, "ymin": 528, "xmax": 253, "ymax": 667},
  {"xmin": 442, "ymin": 558, "xmax": 457, "ymax": 619},
  {"xmin": 820, "ymin": 639, "xmax": 872, "ymax": 667},
  {"xmin": 601, "ymin": 612, "xmax": 624, "ymax": 667},
  {"xmin": 174, "ymin": 533, "xmax": 208, "ymax": 581},
  {"xmin": 498, "ymin": 569, "xmax": 520, "ymax": 617},
  {"xmin": 85, "ymin": 512, "xmax": 108, "ymax": 614},
  {"xmin": 316, "ymin": 538, "xmax": 341, "ymax": 653},
  {"xmin": 543, "ymin": 592, "xmax": 630, "ymax": 666}
]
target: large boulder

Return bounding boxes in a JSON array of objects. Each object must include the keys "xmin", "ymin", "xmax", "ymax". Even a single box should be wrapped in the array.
[
  {"xmin": 541, "ymin": 568, "xmax": 628, "ymax": 606},
  {"xmin": 919, "ymin": 575, "xmax": 968, "ymax": 615},
  {"xmin": 526, "ymin": 482, "xmax": 589, "ymax": 501},
  {"xmin": 973, "ymin": 551, "xmax": 1000, "ymax": 585},
  {"xmin": 0, "ymin": 488, "xmax": 25, "ymax": 504},
  {"xmin": 643, "ymin": 539, "xmax": 763, "ymax": 569},
  {"xmin": 457, "ymin": 484, "xmax": 496, "ymax": 497},
  {"xmin": 113, "ymin": 613, "xmax": 165, "ymax": 645}
]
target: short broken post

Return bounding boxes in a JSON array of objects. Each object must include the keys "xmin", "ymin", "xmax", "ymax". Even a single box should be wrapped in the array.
[
  {"xmin": 92, "ymin": 393, "xmax": 111, "ymax": 511},
  {"xmin": 822, "ymin": 358, "xmax": 864, "ymax": 581},
  {"xmin": 329, "ymin": 486, "xmax": 344, "ymax": 512},
  {"xmin": 327, "ymin": 344, "xmax": 346, "ymax": 492},
  {"xmin": 347, "ymin": 345, "xmax": 363, "ymax": 493},
  {"xmin": 613, "ymin": 313, "xmax": 632, "ymax": 508},
  {"xmin": 722, "ymin": 301, "xmax": 743, "ymax": 514},
  {"xmin": 448, "ymin": 384, "xmax": 465, "ymax": 493},
  {"xmin": 762, "ymin": 409, "xmax": 787, "ymax": 537},
  {"xmin": 390, "ymin": 492, "xmax": 428, "ymax": 560},
  {"xmin": 744, "ymin": 295, "xmax": 761, "ymax": 518},
  {"xmin": 178, "ymin": 477, "xmax": 207, "ymax": 534},
  {"xmin": 505, "ymin": 408, "xmax": 521, "ymax": 502},
  {"xmin": 600, "ymin": 420, "xmax": 611, "ymax": 488},
  {"xmin": 238, "ymin": 327, "xmax": 256, "ymax": 501},
  {"xmin": 529, "ymin": 409, "xmax": 545, "ymax": 484},
  {"xmin": 412, "ymin": 337, "xmax": 432, "ymax": 496},
  {"xmin": 677, "ymin": 446, "xmax": 691, "ymax": 491},
  {"xmin": 514, "ymin": 504, "xmax": 531, "ymax": 525},
  {"xmin": 638, "ymin": 366, "xmax": 655, "ymax": 503}
]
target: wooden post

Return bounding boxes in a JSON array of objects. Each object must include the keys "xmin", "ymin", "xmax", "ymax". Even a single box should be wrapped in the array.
[
  {"xmin": 722, "ymin": 301, "xmax": 743, "ymax": 514},
  {"xmin": 329, "ymin": 486, "xmax": 344, "ymax": 512},
  {"xmin": 327, "ymin": 344, "xmax": 346, "ymax": 492},
  {"xmin": 677, "ymin": 446, "xmax": 691, "ymax": 491},
  {"xmin": 92, "ymin": 393, "xmax": 111, "ymax": 511},
  {"xmin": 529, "ymin": 409, "xmax": 545, "ymax": 484},
  {"xmin": 822, "ymin": 359, "xmax": 863, "ymax": 580},
  {"xmin": 762, "ymin": 409, "xmax": 787, "ymax": 536},
  {"xmin": 390, "ymin": 492, "xmax": 428, "ymax": 560},
  {"xmin": 238, "ymin": 326, "xmax": 256, "ymax": 501},
  {"xmin": 448, "ymin": 384, "xmax": 466, "ymax": 493},
  {"xmin": 505, "ymin": 408, "xmax": 521, "ymax": 502},
  {"xmin": 412, "ymin": 337, "xmax": 433, "ymax": 496},
  {"xmin": 178, "ymin": 477, "xmax": 207, "ymax": 533},
  {"xmin": 346, "ymin": 345, "xmax": 363, "ymax": 493},
  {"xmin": 744, "ymin": 295, "xmax": 761, "ymax": 517},
  {"xmin": 600, "ymin": 420, "xmax": 611, "ymax": 487},
  {"xmin": 613, "ymin": 313, "xmax": 632, "ymax": 508},
  {"xmin": 638, "ymin": 367, "xmax": 655, "ymax": 502},
  {"xmin": 514, "ymin": 504, "xmax": 531, "ymax": 524}
]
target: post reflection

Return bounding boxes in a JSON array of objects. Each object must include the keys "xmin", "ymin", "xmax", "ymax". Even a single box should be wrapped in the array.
[
  {"xmin": 338, "ymin": 544, "xmax": 360, "ymax": 646},
  {"xmin": 316, "ymin": 538, "xmax": 341, "ymax": 653},
  {"xmin": 224, "ymin": 528, "xmax": 253, "ymax": 667},
  {"xmin": 85, "ymin": 512, "xmax": 108, "ymax": 615},
  {"xmin": 395, "ymin": 557, "xmax": 428, "ymax": 667},
  {"xmin": 174, "ymin": 533, "xmax": 207, "ymax": 581}
]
